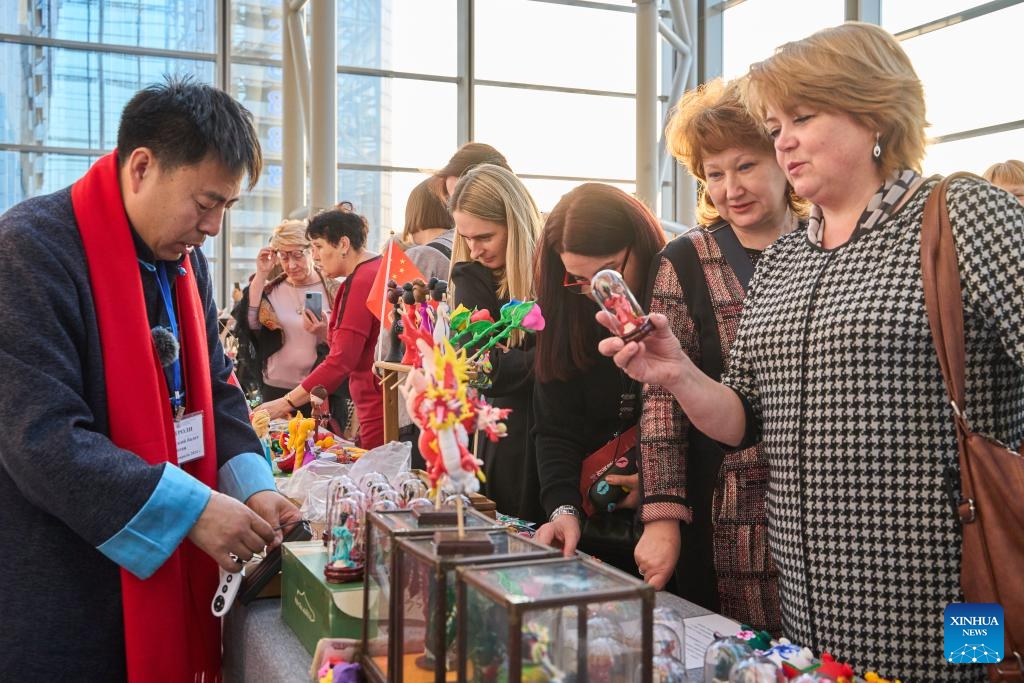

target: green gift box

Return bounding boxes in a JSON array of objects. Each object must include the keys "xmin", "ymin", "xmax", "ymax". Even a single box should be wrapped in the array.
[{"xmin": 281, "ymin": 540, "xmax": 367, "ymax": 655}]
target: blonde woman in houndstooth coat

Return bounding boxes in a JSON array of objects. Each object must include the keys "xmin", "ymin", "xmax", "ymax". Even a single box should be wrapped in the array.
[{"xmin": 599, "ymin": 22, "xmax": 1023, "ymax": 682}]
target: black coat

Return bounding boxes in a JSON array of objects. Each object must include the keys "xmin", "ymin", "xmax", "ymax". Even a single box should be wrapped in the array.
[
  {"xmin": 450, "ymin": 261, "xmax": 544, "ymax": 524},
  {"xmin": 533, "ymin": 347, "xmax": 640, "ymax": 575}
]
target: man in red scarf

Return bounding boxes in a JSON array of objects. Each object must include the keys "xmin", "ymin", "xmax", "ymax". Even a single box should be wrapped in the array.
[{"xmin": 0, "ymin": 78, "xmax": 300, "ymax": 682}]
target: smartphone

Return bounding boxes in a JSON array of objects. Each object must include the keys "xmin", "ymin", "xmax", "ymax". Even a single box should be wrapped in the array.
[{"xmin": 305, "ymin": 291, "xmax": 323, "ymax": 320}]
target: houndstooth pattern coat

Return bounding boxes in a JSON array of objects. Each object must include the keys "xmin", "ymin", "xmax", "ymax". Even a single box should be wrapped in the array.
[{"xmin": 722, "ymin": 175, "xmax": 1024, "ymax": 680}]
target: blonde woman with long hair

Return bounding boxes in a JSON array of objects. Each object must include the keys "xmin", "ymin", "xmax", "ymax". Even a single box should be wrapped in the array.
[{"xmin": 447, "ymin": 163, "xmax": 544, "ymax": 522}]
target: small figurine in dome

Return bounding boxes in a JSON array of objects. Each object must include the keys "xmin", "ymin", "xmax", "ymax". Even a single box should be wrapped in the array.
[{"xmin": 590, "ymin": 269, "xmax": 652, "ymax": 342}]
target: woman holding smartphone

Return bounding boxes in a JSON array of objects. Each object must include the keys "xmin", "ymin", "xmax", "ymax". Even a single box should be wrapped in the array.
[
  {"xmin": 232, "ymin": 218, "xmax": 338, "ymax": 415},
  {"xmin": 255, "ymin": 206, "xmax": 384, "ymax": 450}
]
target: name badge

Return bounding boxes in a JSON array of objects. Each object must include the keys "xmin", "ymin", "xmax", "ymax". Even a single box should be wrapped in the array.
[{"xmin": 175, "ymin": 411, "xmax": 205, "ymax": 464}]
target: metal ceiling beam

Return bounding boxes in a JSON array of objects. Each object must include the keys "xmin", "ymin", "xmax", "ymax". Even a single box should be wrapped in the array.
[
  {"xmin": 457, "ymin": 0, "xmax": 474, "ymax": 145},
  {"xmin": 281, "ymin": 0, "xmax": 308, "ymax": 217},
  {"xmin": 635, "ymin": 0, "xmax": 659, "ymax": 209},
  {"xmin": 637, "ymin": 0, "xmax": 698, "ymax": 224},
  {"xmin": 309, "ymin": 0, "xmax": 337, "ymax": 212}
]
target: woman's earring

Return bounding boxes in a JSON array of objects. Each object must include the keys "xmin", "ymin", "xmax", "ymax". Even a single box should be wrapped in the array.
[{"xmin": 872, "ymin": 133, "xmax": 882, "ymax": 160}]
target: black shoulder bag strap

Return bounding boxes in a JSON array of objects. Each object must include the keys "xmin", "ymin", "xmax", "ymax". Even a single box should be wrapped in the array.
[
  {"xmin": 426, "ymin": 240, "xmax": 452, "ymax": 259},
  {"xmin": 707, "ymin": 220, "xmax": 754, "ymax": 293},
  {"xmin": 660, "ymin": 232, "xmax": 723, "ymax": 380}
]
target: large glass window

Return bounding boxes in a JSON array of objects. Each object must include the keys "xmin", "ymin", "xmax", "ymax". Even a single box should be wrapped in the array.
[
  {"xmin": 227, "ymin": 58, "xmax": 285, "ymax": 298},
  {"xmin": 338, "ymin": 0, "xmax": 385, "ymax": 70},
  {"xmin": 0, "ymin": 44, "xmax": 212, "ymax": 151},
  {"xmin": 0, "ymin": 151, "xmax": 97, "ymax": 207},
  {"xmin": 476, "ymin": 0, "xmax": 635, "ymax": 93},
  {"xmin": 338, "ymin": 74, "xmax": 456, "ymax": 169},
  {"xmin": 10, "ymin": 1, "xmax": 1013, "ymax": 307},
  {"xmin": 721, "ymin": 0, "xmax": 845, "ymax": 79},
  {"xmin": 2, "ymin": 0, "xmax": 641, "ymax": 305},
  {"xmin": 923, "ymin": 128, "xmax": 1024, "ymax": 177},
  {"xmin": 226, "ymin": 163, "xmax": 285, "ymax": 294},
  {"xmin": 232, "ymin": 1, "xmax": 283, "ymax": 60},
  {"xmin": 881, "ymin": 0, "xmax": 989, "ymax": 33},
  {"xmin": 1, "ymin": 0, "xmax": 216, "ymax": 52},
  {"xmin": 474, "ymin": 86, "xmax": 635, "ymax": 181},
  {"xmin": 387, "ymin": 80, "xmax": 458, "ymax": 170},
  {"xmin": 520, "ymin": 177, "xmax": 636, "ymax": 215},
  {"xmin": 0, "ymin": 39, "xmax": 212, "ymax": 210},
  {"xmin": 339, "ymin": 168, "xmax": 431, "ymax": 250},
  {"xmin": 387, "ymin": 0, "xmax": 457, "ymax": 76},
  {"xmin": 901, "ymin": 4, "xmax": 1023, "ymax": 139}
]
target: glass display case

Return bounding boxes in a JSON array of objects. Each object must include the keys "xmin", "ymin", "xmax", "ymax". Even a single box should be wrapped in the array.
[
  {"xmin": 380, "ymin": 529, "xmax": 559, "ymax": 683},
  {"xmin": 456, "ymin": 556, "xmax": 655, "ymax": 683},
  {"xmin": 359, "ymin": 509, "xmax": 518, "ymax": 683}
]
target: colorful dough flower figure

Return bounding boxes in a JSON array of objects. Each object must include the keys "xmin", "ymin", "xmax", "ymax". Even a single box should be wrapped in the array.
[
  {"xmin": 447, "ymin": 299, "xmax": 546, "ymax": 389},
  {"xmin": 449, "ymin": 299, "xmax": 545, "ymax": 360},
  {"xmin": 399, "ymin": 333, "xmax": 510, "ymax": 498}
]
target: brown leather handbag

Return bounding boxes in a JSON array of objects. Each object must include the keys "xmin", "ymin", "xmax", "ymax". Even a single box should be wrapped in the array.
[{"xmin": 921, "ymin": 173, "xmax": 1024, "ymax": 681}]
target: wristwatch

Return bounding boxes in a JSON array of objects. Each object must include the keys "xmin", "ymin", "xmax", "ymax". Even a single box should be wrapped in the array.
[{"xmin": 549, "ymin": 504, "xmax": 583, "ymax": 523}]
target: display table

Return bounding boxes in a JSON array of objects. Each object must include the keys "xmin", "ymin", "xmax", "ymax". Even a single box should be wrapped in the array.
[{"xmin": 223, "ymin": 589, "xmax": 712, "ymax": 682}]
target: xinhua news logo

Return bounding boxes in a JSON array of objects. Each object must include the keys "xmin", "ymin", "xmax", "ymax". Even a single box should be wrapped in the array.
[{"xmin": 944, "ymin": 603, "xmax": 1004, "ymax": 664}]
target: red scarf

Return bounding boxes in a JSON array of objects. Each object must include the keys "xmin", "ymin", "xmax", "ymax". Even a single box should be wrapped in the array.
[{"xmin": 72, "ymin": 152, "xmax": 221, "ymax": 682}]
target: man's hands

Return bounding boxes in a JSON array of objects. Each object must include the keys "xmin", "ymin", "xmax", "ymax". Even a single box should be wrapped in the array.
[
  {"xmin": 188, "ymin": 491, "xmax": 277, "ymax": 572},
  {"xmin": 189, "ymin": 490, "xmax": 301, "ymax": 572},
  {"xmin": 246, "ymin": 490, "xmax": 303, "ymax": 549},
  {"xmin": 634, "ymin": 518, "xmax": 681, "ymax": 590},
  {"xmin": 533, "ymin": 514, "xmax": 582, "ymax": 558}
]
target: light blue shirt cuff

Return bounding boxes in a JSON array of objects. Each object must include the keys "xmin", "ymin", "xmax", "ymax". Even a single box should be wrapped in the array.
[
  {"xmin": 97, "ymin": 464, "xmax": 211, "ymax": 580},
  {"xmin": 219, "ymin": 451, "xmax": 276, "ymax": 502}
]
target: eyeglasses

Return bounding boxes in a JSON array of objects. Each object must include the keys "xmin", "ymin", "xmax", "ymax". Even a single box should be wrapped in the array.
[
  {"xmin": 562, "ymin": 245, "xmax": 632, "ymax": 295},
  {"xmin": 275, "ymin": 248, "xmax": 309, "ymax": 262}
]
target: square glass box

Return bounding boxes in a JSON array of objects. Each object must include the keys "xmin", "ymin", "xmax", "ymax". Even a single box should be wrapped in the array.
[
  {"xmin": 360, "ymin": 507, "xmax": 507, "ymax": 683},
  {"xmin": 456, "ymin": 556, "xmax": 656, "ymax": 683},
  {"xmin": 376, "ymin": 529, "xmax": 560, "ymax": 683}
]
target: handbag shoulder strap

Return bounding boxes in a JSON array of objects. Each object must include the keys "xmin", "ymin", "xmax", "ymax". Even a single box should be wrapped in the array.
[
  {"xmin": 919, "ymin": 172, "xmax": 984, "ymax": 421},
  {"xmin": 919, "ymin": 171, "xmax": 986, "ymax": 521},
  {"xmin": 661, "ymin": 231, "xmax": 727, "ymax": 381},
  {"xmin": 707, "ymin": 220, "xmax": 755, "ymax": 293},
  {"xmin": 426, "ymin": 240, "xmax": 452, "ymax": 259}
]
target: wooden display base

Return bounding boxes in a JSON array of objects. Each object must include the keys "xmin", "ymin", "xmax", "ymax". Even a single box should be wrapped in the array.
[
  {"xmin": 409, "ymin": 470, "xmax": 500, "ymax": 519},
  {"xmin": 323, "ymin": 562, "xmax": 364, "ymax": 584},
  {"xmin": 622, "ymin": 317, "xmax": 655, "ymax": 343},
  {"xmin": 412, "ymin": 507, "xmax": 459, "ymax": 526},
  {"xmin": 433, "ymin": 531, "xmax": 495, "ymax": 556}
]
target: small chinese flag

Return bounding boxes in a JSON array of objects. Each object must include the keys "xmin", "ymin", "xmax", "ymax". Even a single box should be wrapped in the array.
[{"xmin": 366, "ymin": 238, "xmax": 425, "ymax": 321}]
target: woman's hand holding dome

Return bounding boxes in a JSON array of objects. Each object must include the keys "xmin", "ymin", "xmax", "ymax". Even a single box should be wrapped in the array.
[{"xmin": 597, "ymin": 311, "xmax": 687, "ymax": 389}]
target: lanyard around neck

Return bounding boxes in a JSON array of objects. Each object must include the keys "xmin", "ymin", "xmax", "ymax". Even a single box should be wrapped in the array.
[{"xmin": 141, "ymin": 260, "xmax": 184, "ymax": 413}]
